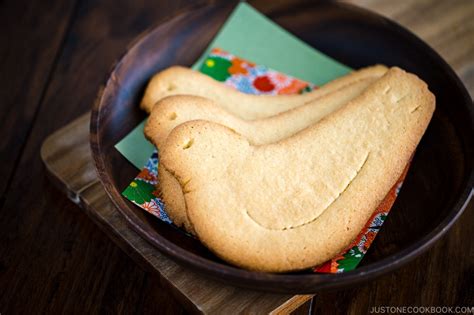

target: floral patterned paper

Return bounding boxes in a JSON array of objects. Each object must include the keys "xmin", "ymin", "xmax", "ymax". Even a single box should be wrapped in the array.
[
  {"xmin": 122, "ymin": 48, "xmax": 409, "ymax": 273},
  {"xmin": 199, "ymin": 48, "xmax": 314, "ymax": 95}
]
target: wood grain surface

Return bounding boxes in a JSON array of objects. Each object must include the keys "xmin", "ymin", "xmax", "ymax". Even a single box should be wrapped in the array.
[
  {"xmin": 41, "ymin": 113, "xmax": 314, "ymax": 314},
  {"xmin": 0, "ymin": 0, "xmax": 472, "ymax": 314}
]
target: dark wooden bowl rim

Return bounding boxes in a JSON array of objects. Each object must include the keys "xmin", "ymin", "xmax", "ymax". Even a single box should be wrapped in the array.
[{"xmin": 90, "ymin": 2, "xmax": 474, "ymax": 293}]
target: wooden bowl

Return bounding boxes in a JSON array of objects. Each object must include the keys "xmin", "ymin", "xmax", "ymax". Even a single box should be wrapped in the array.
[{"xmin": 90, "ymin": 2, "xmax": 474, "ymax": 293}]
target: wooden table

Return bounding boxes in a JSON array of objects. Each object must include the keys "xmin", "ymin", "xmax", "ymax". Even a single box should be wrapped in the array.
[{"xmin": 0, "ymin": 0, "xmax": 472, "ymax": 313}]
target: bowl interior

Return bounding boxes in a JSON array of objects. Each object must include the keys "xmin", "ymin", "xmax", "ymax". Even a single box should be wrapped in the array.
[{"xmin": 91, "ymin": 2, "xmax": 473, "ymax": 293}]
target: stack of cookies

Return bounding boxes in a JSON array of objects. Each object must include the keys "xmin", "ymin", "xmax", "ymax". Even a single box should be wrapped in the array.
[{"xmin": 141, "ymin": 65, "xmax": 435, "ymax": 272}]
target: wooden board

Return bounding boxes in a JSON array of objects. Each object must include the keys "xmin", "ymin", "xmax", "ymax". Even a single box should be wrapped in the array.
[{"xmin": 40, "ymin": 113, "xmax": 313, "ymax": 315}]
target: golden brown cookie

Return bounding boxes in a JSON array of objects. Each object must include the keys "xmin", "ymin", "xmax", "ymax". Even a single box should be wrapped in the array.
[
  {"xmin": 160, "ymin": 67, "xmax": 435, "ymax": 272},
  {"xmin": 140, "ymin": 65, "xmax": 388, "ymax": 117},
  {"xmin": 146, "ymin": 76, "xmax": 383, "ymax": 232}
]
